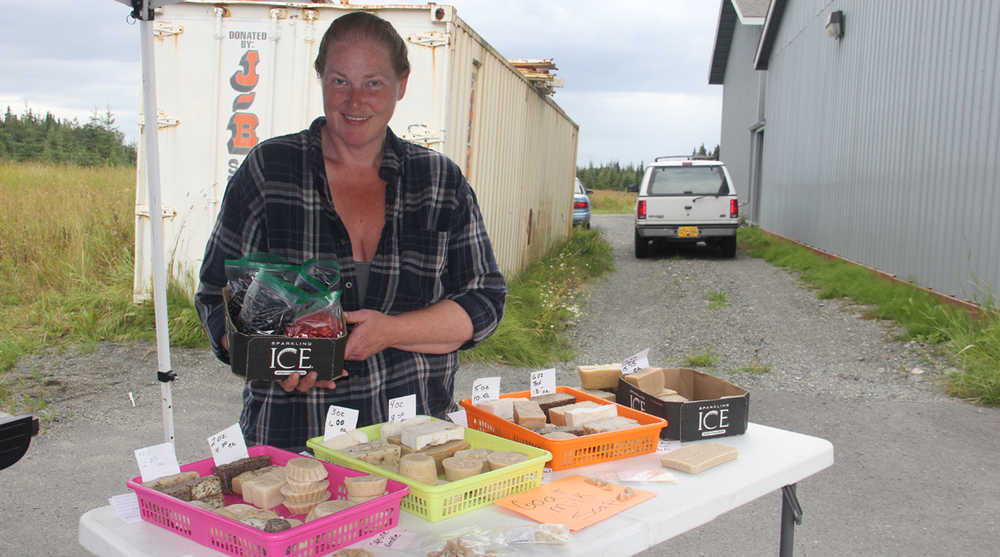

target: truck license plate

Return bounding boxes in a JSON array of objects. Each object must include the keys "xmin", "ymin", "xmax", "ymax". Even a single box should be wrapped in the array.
[{"xmin": 678, "ymin": 226, "xmax": 699, "ymax": 238}]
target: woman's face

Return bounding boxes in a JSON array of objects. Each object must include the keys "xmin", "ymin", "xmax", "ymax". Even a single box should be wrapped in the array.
[{"xmin": 321, "ymin": 37, "xmax": 408, "ymax": 152}]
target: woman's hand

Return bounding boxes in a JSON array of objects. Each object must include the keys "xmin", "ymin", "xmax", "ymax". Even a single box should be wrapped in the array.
[
  {"xmin": 278, "ymin": 371, "xmax": 342, "ymax": 393},
  {"xmin": 343, "ymin": 309, "xmax": 395, "ymax": 361},
  {"xmin": 343, "ymin": 300, "xmax": 473, "ymax": 361}
]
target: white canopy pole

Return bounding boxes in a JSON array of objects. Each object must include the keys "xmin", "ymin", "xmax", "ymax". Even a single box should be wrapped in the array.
[{"xmin": 136, "ymin": 0, "xmax": 176, "ymax": 443}]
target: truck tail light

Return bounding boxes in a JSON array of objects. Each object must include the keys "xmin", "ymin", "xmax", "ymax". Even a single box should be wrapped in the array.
[
  {"xmin": 637, "ymin": 200, "xmax": 647, "ymax": 219},
  {"xmin": 574, "ymin": 201, "xmax": 588, "ymax": 209},
  {"xmin": 730, "ymin": 199, "xmax": 738, "ymax": 218}
]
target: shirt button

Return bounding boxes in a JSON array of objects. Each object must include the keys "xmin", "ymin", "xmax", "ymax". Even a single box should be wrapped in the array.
[{"xmin": 345, "ymin": 281, "xmax": 353, "ymax": 289}]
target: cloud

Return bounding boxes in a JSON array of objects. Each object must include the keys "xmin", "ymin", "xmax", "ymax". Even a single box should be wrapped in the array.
[{"xmin": 558, "ymin": 89, "xmax": 722, "ymax": 166}]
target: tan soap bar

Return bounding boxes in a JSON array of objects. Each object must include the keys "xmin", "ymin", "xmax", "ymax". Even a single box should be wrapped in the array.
[
  {"xmin": 563, "ymin": 403, "xmax": 618, "ymax": 426},
  {"xmin": 624, "ymin": 368, "xmax": 666, "ymax": 395},
  {"xmin": 402, "ymin": 438, "xmax": 471, "ymax": 475},
  {"xmin": 513, "ymin": 399, "xmax": 547, "ymax": 429},
  {"xmin": 487, "ymin": 451, "xmax": 530, "ymax": 471},
  {"xmin": 660, "ymin": 443, "xmax": 738, "ymax": 474},
  {"xmin": 582, "ymin": 416, "xmax": 638, "ymax": 434},
  {"xmin": 442, "ymin": 456, "xmax": 485, "ymax": 481},
  {"xmin": 542, "ymin": 431, "xmax": 578, "ymax": 440},
  {"xmin": 344, "ymin": 475, "xmax": 387, "ymax": 498},
  {"xmin": 342, "ymin": 440, "xmax": 402, "ymax": 468},
  {"xmin": 529, "ymin": 392, "xmax": 577, "ymax": 419},
  {"xmin": 399, "ymin": 453, "xmax": 438, "ymax": 484},
  {"xmin": 477, "ymin": 398, "xmax": 514, "ymax": 421},
  {"xmin": 400, "ymin": 420, "xmax": 465, "ymax": 451},
  {"xmin": 549, "ymin": 401, "xmax": 600, "ymax": 426},
  {"xmin": 578, "ymin": 363, "xmax": 622, "ymax": 390}
]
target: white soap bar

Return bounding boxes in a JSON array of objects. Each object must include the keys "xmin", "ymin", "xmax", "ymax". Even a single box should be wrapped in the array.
[
  {"xmin": 400, "ymin": 421, "xmax": 465, "ymax": 451},
  {"xmin": 320, "ymin": 429, "xmax": 369, "ymax": 451},
  {"xmin": 563, "ymin": 403, "xmax": 618, "ymax": 426},
  {"xmin": 476, "ymin": 398, "xmax": 514, "ymax": 421},
  {"xmin": 380, "ymin": 416, "xmax": 434, "ymax": 441}
]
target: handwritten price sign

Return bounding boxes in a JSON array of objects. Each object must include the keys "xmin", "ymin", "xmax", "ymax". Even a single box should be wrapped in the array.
[
  {"xmin": 529, "ymin": 368, "xmax": 556, "ymax": 397},
  {"xmin": 495, "ymin": 475, "xmax": 654, "ymax": 532},
  {"xmin": 324, "ymin": 405, "xmax": 359, "ymax": 439},
  {"xmin": 207, "ymin": 423, "xmax": 249, "ymax": 466},
  {"xmin": 471, "ymin": 376, "xmax": 501, "ymax": 404},
  {"xmin": 621, "ymin": 348, "xmax": 650, "ymax": 375},
  {"xmin": 387, "ymin": 394, "xmax": 416, "ymax": 423},
  {"xmin": 134, "ymin": 442, "xmax": 180, "ymax": 483}
]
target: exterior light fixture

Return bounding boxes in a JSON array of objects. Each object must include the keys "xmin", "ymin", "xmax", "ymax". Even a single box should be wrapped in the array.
[{"xmin": 826, "ymin": 10, "xmax": 844, "ymax": 39}]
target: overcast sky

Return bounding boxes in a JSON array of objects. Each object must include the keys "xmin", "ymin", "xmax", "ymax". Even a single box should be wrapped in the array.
[{"xmin": 0, "ymin": 0, "xmax": 723, "ymax": 166}]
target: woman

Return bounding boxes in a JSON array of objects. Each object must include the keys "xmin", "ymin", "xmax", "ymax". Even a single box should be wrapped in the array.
[{"xmin": 195, "ymin": 12, "xmax": 506, "ymax": 451}]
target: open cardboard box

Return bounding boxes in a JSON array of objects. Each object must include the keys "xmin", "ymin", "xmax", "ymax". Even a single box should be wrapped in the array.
[
  {"xmin": 616, "ymin": 368, "xmax": 749, "ymax": 441},
  {"xmin": 223, "ymin": 287, "xmax": 345, "ymax": 381}
]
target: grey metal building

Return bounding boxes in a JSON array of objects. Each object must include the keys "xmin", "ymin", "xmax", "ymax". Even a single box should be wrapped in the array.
[{"xmin": 710, "ymin": 0, "xmax": 1000, "ymax": 304}]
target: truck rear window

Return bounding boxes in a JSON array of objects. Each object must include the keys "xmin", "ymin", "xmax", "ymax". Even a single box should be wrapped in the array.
[{"xmin": 647, "ymin": 166, "xmax": 729, "ymax": 196}]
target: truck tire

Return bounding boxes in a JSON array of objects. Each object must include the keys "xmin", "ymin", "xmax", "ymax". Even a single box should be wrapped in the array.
[
  {"xmin": 635, "ymin": 230, "xmax": 650, "ymax": 258},
  {"xmin": 721, "ymin": 236, "xmax": 737, "ymax": 258}
]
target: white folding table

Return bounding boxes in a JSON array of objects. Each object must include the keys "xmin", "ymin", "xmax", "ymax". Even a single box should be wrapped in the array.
[{"xmin": 79, "ymin": 423, "xmax": 833, "ymax": 556}]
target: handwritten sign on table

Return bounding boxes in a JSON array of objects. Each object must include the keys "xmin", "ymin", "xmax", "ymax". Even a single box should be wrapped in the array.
[
  {"xmin": 387, "ymin": 394, "xmax": 417, "ymax": 423},
  {"xmin": 324, "ymin": 405, "xmax": 360, "ymax": 439},
  {"xmin": 494, "ymin": 475, "xmax": 655, "ymax": 531},
  {"xmin": 529, "ymin": 368, "xmax": 556, "ymax": 397}
]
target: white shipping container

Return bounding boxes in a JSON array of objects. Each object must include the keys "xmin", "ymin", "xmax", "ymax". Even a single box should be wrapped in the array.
[{"xmin": 134, "ymin": 0, "xmax": 580, "ymax": 299}]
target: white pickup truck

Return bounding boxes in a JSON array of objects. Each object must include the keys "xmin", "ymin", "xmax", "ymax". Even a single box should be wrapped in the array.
[{"xmin": 633, "ymin": 156, "xmax": 740, "ymax": 258}]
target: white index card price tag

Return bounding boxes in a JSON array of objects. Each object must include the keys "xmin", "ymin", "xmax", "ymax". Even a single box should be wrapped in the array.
[
  {"xmin": 621, "ymin": 348, "xmax": 650, "ymax": 375},
  {"xmin": 387, "ymin": 394, "xmax": 417, "ymax": 423},
  {"xmin": 471, "ymin": 376, "xmax": 501, "ymax": 404},
  {"xmin": 447, "ymin": 409, "xmax": 468, "ymax": 427},
  {"xmin": 529, "ymin": 368, "xmax": 557, "ymax": 397},
  {"xmin": 324, "ymin": 405, "xmax": 359, "ymax": 440},
  {"xmin": 207, "ymin": 423, "xmax": 249, "ymax": 467},
  {"xmin": 134, "ymin": 442, "xmax": 180, "ymax": 483}
]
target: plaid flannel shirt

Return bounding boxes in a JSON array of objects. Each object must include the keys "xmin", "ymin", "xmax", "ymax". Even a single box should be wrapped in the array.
[{"xmin": 195, "ymin": 118, "xmax": 506, "ymax": 451}]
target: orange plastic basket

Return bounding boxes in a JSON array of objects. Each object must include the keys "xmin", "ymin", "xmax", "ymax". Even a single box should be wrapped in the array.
[{"xmin": 459, "ymin": 386, "xmax": 667, "ymax": 470}]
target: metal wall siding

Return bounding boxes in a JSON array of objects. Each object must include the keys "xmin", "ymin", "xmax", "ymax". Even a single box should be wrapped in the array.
[
  {"xmin": 750, "ymin": 0, "xmax": 1000, "ymax": 302},
  {"xmin": 719, "ymin": 22, "xmax": 763, "ymax": 205}
]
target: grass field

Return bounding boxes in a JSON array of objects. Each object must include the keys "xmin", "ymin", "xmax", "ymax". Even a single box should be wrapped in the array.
[
  {"xmin": 0, "ymin": 161, "xmax": 615, "ymax": 410},
  {"xmin": 589, "ymin": 189, "xmax": 635, "ymax": 214}
]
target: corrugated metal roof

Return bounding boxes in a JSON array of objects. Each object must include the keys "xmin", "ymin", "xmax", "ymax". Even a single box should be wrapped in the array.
[{"xmin": 709, "ymin": 0, "xmax": 767, "ymax": 85}]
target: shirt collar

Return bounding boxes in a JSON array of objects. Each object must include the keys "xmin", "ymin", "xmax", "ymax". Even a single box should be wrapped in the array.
[{"xmin": 308, "ymin": 117, "xmax": 404, "ymax": 183}]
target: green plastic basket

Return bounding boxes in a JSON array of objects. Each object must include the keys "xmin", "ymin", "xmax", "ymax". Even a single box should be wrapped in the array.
[{"xmin": 307, "ymin": 419, "xmax": 551, "ymax": 522}]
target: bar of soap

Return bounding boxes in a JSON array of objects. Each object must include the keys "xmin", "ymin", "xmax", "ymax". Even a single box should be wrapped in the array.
[
  {"xmin": 380, "ymin": 416, "xmax": 434, "ymax": 442},
  {"xmin": 578, "ymin": 363, "xmax": 622, "ymax": 390},
  {"xmin": 344, "ymin": 475, "xmax": 387, "ymax": 498},
  {"xmin": 453, "ymin": 448, "xmax": 492, "ymax": 462},
  {"xmin": 512, "ymin": 399, "xmax": 547, "ymax": 429},
  {"xmin": 486, "ymin": 451, "xmax": 529, "ymax": 471},
  {"xmin": 400, "ymin": 420, "xmax": 465, "ymax": 451},
  {"xmin": 285, "ymin": 458, "xmax": 329, "ymax": 482},
  {"xmin": 320, "ymin": 429, "xmax": 370, "ymax": 451},
  {"xmin": 404, "ymin": 438, "xmax": 472, "ymax": 475},
  {"xmin": 476, "ymin": 398, "xmax": 514, "ymax": 421},
  {"xmin": 342, "ymin": 440, "xmax": 402, "ymax": 468},
  {"xmin": 280, "ymin": 480, "xmax": 330, "ymax": 505},
  {"xmin": 548, "ymin": 401, "xmax": 600, "ymax": 426},
  {"xmin": 143, "ymin": 471, "xmax": 199, "ymax": 491},
  {"xmin": 581, "ymin": 389, "xmax": 617, "ymax": 402},
  {"xmin": 562, "ymin": 403, "xmax": 618, "ymax": 426},
  {"xmin": 537, "ymin": 424, "xmax": 588, "ymax": 436},
  {"xmin": 243, "ymin": 475, "xmax": 286, "ymax": 509},
  {"xmin": 660, "ymin": 443, "xmax": 738, "ymax": 474},
  {"xmin": 442, "ymin": 456, "xmax": 485, "ymax": 481},
  {"xmin": 212, "ymin": 455, "xmax": 272, "ymax": 494},
  {"xmin": 306, "ymin": 499, "xmax": 354, "ymax": 522},
  {"xmin": 623, "ymin": 368, "xmax": 665, "ymax": 395},
  {"xmin": 399, "ymin": 453, "xmax": 438, "ymax": 484},
  {"xmin": 542, "ymin": 431, "xmax": 578, "ymax": 440},
  {"xmin": 529, "ymin": 392, "xmax": 577, "ymax": 420},
  {"xmin": 232, "ymin": 465, "xmax": 282, "ymax": 496},
  {"xmin": 582, "ymin": 416, "xmax": 638, "ymax": 434}
]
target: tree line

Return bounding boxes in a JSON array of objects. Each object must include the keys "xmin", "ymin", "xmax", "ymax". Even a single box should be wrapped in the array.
[
  {"xmin": 0, "ymin": 107, "xmax": 136, "ymax": 167},
  {"xmin": 577, "ymin": 144, "xmax": 719, "ymax": 191}
]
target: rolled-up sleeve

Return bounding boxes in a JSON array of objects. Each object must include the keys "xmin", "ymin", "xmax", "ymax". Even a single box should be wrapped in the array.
[{"xmin": 445, "ymin": 180, "xmax": 506, "ymax": 350}]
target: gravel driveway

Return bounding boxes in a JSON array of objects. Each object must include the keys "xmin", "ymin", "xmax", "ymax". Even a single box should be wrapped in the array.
[{"xmin": 3, "ymin": 213, "xmax": 998, "ymax": 556}]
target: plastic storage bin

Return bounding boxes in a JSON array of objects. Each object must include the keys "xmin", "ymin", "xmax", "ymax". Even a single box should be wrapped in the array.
[
  {"xmin": 460, "ymin": 386, "xmax": 668, "ymax": 470},
  {"xmin": 127, "ymin": 445, "xmax": 408, "ymax": 557},
  {"xmin": 308, "ymin": 419, "xmax": 550, "ymax": 522}
]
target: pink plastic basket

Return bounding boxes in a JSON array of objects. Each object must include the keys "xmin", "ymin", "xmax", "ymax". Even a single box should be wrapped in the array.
[{"xmin": 127, "ymin": 445, "xmax": 409, "ymax": 557}]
